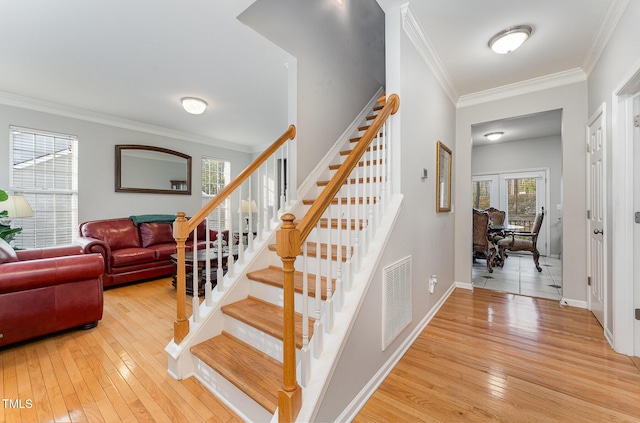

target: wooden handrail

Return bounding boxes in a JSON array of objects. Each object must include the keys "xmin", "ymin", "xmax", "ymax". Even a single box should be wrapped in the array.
[
  {"xmin": 176, "ymin": 124, "xmax": 296, "ymax": 239},
  {"xmin": 172, "ymin": 124, "xmax": 296, "ymax": 345},
  {"xmin": 296, "ymin": 94, "xmax": 399, "ymax": 242},
  {"xmin": 276, "ymin": 94, "xmax": 399, "ymax": 422}
]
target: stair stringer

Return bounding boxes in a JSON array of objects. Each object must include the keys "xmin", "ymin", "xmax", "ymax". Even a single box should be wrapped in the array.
[{"xmin": 296, "ymin": 193, "xmax": 404, "ymax": 423}]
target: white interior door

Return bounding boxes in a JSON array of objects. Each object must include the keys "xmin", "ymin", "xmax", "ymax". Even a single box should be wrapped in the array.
[{"xmin": 588, "ymin": 108, "xmax": 606, "ymax": 327}]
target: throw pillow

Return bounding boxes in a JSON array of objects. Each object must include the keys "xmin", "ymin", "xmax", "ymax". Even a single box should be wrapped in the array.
[{"xmin": 0, "ymin": 237, "xmax": 18, "ymax": 263}]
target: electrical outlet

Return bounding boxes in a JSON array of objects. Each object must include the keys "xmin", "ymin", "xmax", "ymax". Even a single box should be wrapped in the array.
[{"xmin": 429, "ymin": 275, "xmax": 437, "ymax": 294}]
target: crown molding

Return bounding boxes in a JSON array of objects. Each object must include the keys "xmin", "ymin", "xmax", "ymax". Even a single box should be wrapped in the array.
[
  {"xmin": 583, "ymin": 0, "xmax": 630, "ymax": 76},
  {"xmin": 400, "ymin": 3, "xmax": 459, "ymax": 105},
  {"xmin": 0, "ymin": 90, "xmax": 253, "ymax": 154},
  {"xmin": 456, "ymin": 68, "xmax": 587, "ymax": 109}
]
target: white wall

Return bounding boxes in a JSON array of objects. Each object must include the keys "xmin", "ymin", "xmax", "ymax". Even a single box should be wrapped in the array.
[
  {"xmin": 455, "ymin": 82, "xmax": 588, "ymax": 303},
  {"xmin": 239, "ymin": 0, "xmax": 385, "ymax": 187},
  {"xmin": 472, "ymin": 135, "xmax": 563, "ymax": 256},
  {"xmin": 0, "ymin": 104, "xmax": 252, "ymax": 224},
  {"xmin": 587, "ymin": 0, "xmax": 640, "ymax": 350},
  {"xmin": 314, "ymin": 6, "xmax": 456, "ymax": 420}
]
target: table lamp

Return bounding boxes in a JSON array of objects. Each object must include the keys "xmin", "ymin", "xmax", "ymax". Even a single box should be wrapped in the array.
[{"xmin": 0, "ymin": 194, "xmax": 33, "ymax": 225}]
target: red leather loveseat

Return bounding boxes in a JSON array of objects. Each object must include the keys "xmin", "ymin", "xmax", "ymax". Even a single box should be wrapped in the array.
[
  {"xmin": 78, "ymin": 216, "xmax": 229, "ymax": 288},
  {"xmin": 0, "ymin": 240, "xmax": 104, "ymax": 348}
]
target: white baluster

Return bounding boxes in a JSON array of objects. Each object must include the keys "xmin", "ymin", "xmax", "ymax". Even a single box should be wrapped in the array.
[
  {"xmin": 205, "ymin": 217, "xmax": 212, "ymax": 306},
  {"xmin": 380, "ymin": 122, "xmax": 387, "ymax": 214},
  {"xmin": 324, "ymin": 207, "xmax": 333, "ymax": 333},
  {"xmin": 280, "ymin": 146, "xmax": 286, "ymax": 214},
  {"xmin": 375, "ymin": 129, "xmax": 381, "ymax": 232},
  {"xmin": 257, "ymin": 166, "xmax": 263, "ymax": 242},
  {"xmin": 313, "ymin": 223, "xmax": 323, "ymax": 358},
  {"xmin": 192, "ymin": 227, "xmax": 199, "ymax": 322},
  {"xmin": 387, "ymin": 118, "xmax": 393, "ymax": 201},
  {"xmin": 368, "ymin": 138, "xmax": 375, "ymax": 244},
  {"xmin": 237, "ymin": 186, "xmax": 244, "ymax": 265},
  {"xmin": 345, "ymin": 167, "xmax": 353, "ymax": 290},
  {"xmin": 301, "ymin": 241, "xmax": 310, "ymax": 386},
  {"xmin": 217, "ymin": 206, "xmax": 224, "ymax": 291},
  {"xmin": 272, "ymin": 154, "xmax": 278, "ymax": 223},
  {"xmin": 335, "ymin": 185, "xmax": 343, "ymax": 311},
  {"xmin": 226, "ymin": 198, "xmax": 235, "ymax": 284},
  {"xmin": 248, "ymin": 176, "xmax": 254, "ymax": 253},
  {"xmin": 352, "ymin": 161, "xmax": 360, "ymax": 272}
]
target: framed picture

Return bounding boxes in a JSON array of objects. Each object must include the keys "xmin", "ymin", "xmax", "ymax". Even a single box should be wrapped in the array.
[{"xmin": 436, "ymin": 140, "xmax": 452, "ymax": 212}]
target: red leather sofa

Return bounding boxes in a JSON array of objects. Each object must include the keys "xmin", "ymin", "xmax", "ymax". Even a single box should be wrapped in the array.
[
  {"xmin": 77, "ymin": 217, "xmax": 229, "ymax": 287},
  {"xmin": 0, "ymin": 240, "xmax": 104, "ymax": 348}
]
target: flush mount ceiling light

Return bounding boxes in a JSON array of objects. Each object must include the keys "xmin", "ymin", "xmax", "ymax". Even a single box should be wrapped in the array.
[
  {"xmin": 484, "ymin": 132, "xmax": 504, "ymax": 141},
  {"xmin": 181, "ymin": 97, "xmax": 207, "ymax": 115},
  {"xmin": 488, "ymin": 25, "xmax": 532, "ymax": 54}
]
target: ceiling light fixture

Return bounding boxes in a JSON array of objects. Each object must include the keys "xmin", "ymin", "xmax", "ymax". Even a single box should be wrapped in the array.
[
  {"xmin": 181, "ymin": 97, "xmax": 207, "ymax": 115},
  {"xmin": 488, "ymin": 25, "xmax": 532, "ymax": 54},
  {"xmin": 484, "ymin": 132, "xmax": 504, "ymax": 141}
]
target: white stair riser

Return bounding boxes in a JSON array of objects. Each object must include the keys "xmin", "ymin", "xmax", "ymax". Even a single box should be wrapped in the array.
[
  {"xmin": 249, "ymin": 279, "xmax": 326, "ymax": 316},
  {"xmin": 194, "ymin": 359, "xmax": 274, "ymax": 423}
]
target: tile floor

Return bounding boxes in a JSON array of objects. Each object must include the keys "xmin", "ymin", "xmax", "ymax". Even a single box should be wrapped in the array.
[{"xmin": 472, "ymin": 252, "xmax": 562, "ymax": 301}]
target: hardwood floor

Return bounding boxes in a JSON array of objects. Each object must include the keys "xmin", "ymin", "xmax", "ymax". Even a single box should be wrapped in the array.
[
  {"xmin": 0, "ymin": 278, "xmax": 242, "ymax": 423},
  {"xmin": 3, "ymin": 281, "xmax": 639, "ymax": 422},
  {"xmin": 354, "ymin": 288, "xmax": 640, "ymax": 423}
]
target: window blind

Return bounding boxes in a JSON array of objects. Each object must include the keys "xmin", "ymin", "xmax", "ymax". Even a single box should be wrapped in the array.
[{"xmin": 9, "ymin": 126, "xmax": 78, "ymax": 248}]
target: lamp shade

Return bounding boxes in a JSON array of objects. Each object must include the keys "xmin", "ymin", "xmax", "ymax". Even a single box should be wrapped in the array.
[
  {"xmin": 239, "ymin": 200, "xmax": 258, "ymax": 213},
  {"xmin": 2, "ymin": 194, "xmax": 33, "ymax": 218}
]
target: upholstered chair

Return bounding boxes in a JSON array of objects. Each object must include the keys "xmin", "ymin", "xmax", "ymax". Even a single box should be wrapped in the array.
[
  {"xmin": 472, "ymin": 208, "xmax": 495, "ymax": 273},
  {"xmin": 485, "ymin": 207, "xmax": 507, "ymax": 265},
  {"xmin": 497, "ymin": 207, "xmax": 545, "ymax": 272}
]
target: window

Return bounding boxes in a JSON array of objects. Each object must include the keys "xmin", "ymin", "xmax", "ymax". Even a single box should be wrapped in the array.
[
  {"xmin": 201, "ymin": 157, "xmax": 230, "ymax": 229},
  {"xmin": 9, "ymin": 127, "xmax": 78, "ymax": 248}
]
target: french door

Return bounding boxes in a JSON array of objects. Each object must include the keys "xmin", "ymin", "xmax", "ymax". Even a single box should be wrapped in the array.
[{"xmin": 472, "ymin": 170, "xmax": 548, "ymax": 256}]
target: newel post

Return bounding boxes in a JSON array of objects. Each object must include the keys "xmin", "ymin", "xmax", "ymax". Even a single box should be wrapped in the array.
[
  {"xmin": 173, "ymin": 212, "xmax": 189, "ymax": 344},
  {"xmin": 276, "ymin": 213, "xmax": 302, "ymax": 422}
]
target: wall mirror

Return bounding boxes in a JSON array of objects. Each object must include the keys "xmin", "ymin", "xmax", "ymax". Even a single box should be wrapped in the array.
[
  {"xmin": 115, "ymin": 145, "xmax": 192, "ymax": 194},
  {"xmin": 436, "ymin": 140, "xmax": 452, "ymax": 212}
]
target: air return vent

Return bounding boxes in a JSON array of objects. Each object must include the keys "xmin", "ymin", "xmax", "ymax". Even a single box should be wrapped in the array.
[{"xmin": 382, "ymin": 256, "xmax": 412, "ymax": 350}]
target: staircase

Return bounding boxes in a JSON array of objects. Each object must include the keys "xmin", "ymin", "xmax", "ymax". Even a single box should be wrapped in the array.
[{"xmin": 168, "ymin": 91, "xmax": 399, "ymax": 422}]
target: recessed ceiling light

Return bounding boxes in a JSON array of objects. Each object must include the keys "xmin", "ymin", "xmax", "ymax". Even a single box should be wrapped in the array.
[
  {"xmin": 488, "ymin": 25, "xmax": 532, "ymax": 54},
  {"xmin": 484, "ymin": 132, "xmax": 504, "ymax": 141},
  {"xmin": 181, "ymin": 97, "xmax": 207, "ymax": 115}
]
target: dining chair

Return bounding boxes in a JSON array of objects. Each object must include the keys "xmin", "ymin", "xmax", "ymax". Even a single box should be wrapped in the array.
[
  {"xmin": 472, "ymin": 208, "xmax": 495, "ymax": 273},
  {"xmin": 497, "ymin": 207, "xmax": 545, "ymax": 272}
]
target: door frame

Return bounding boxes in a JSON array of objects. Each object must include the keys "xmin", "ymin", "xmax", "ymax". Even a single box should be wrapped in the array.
[
  {"xmin": 611, "ymin": 58, "xmax": 640, "ymax": 356},
  {"xmin": 586, "ymin": 103, "xmax": 607, "ymax": 328}
]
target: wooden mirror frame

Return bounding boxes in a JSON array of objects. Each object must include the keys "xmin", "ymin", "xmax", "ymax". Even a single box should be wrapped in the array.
[
  {"xmin": 115, "ymin": 145, "xmax": 192, "ymax": 195},
  {"xmin": 436, "ymin": 140, "xmax": 452, "ymax": 212}
]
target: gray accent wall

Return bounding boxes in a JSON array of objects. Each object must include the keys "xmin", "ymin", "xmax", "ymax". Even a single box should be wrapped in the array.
[
  {"xmin": 0, "ymin": 104, "xmax": 252, "ymax": 224},
  {"xmin": 239, "ymin": 0, "xmax": 385, "ymax": 187}
]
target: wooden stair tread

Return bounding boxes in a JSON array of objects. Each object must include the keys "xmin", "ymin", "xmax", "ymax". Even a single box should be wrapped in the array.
[
  {"xmin": 329, "ymin": 159, "xmax": 383, "ymax": 170},
  {"xmin": 247, "ymin": 265, "xmax": 331, "ymax": 300},
  {"xmin": 358, "ymin": 124, "xmax": 370, "ymax": 131},
  {"xmin": 190, "ymin": 332, "xmax": 281, "ymax": 414},
  {"xmin": 302, "ymin": 196, "xmax": 377, "ymax": 205},
  {"xmin": 373, "ymin": 104, "xmax": 383, "ymax": 111},
  {"xmin": 269, "ymin": 243, "xmax": 350, "ymax": 262},
  {"xmin": 340, "ymin": 144, "xmax": 384, "ymax": 155},
  {"xmin": 222, "ymin": 296, "xmax": 314, "ymax": 349},
  {"xmin": 350, "ymin": 133, "xmax": 383, "ymax": 143},
  {"xmin": 317, "ymin": 176, "xmax": 383, "ymax": 186}
]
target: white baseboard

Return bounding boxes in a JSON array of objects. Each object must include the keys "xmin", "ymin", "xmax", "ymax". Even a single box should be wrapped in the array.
[
  {"xmin": 336, "ymin": 282, "xmax": 457, "ymax": 423},
  {"xmin": 560, "ymin": 297, "xmax": 587, "ymax": 309},
  {"xmin": 455, "ymin": 281, "xmax": 474, "ymax": 290}
]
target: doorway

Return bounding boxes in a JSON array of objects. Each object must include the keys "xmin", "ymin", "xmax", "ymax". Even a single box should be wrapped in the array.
[{"xmin": 470, "ymin": 110, "xmax": 562, "ymax": 300}]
